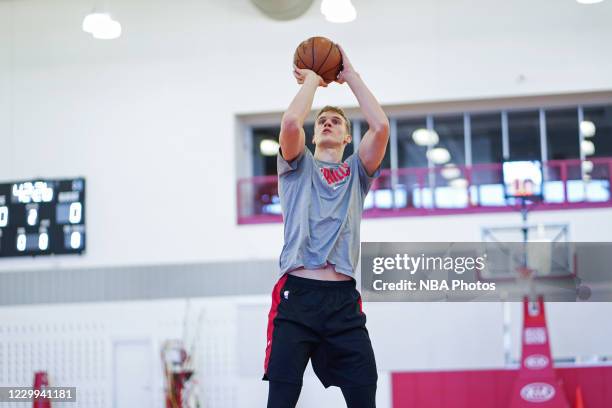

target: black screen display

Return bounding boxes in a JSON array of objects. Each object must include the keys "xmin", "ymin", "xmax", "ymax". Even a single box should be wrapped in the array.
[{"xmin": 0, "ymin": 178, "xmax": 86, "ymax": 258}]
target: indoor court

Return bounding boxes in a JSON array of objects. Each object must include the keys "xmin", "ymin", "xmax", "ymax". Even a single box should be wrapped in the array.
[{"xmin": 0, "ymin": 0, "xmax": 611, "ymax": 407}]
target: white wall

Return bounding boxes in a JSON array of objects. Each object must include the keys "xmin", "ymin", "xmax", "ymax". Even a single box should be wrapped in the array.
[{"xmin": 1, "ymin": 0, "xmax": 612, "ymax": 271}]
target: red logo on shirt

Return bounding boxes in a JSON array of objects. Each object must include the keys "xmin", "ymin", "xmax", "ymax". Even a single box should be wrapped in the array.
[{"xmin": 320, "ymin": 162, "xmax": 350, "ymax": 187}]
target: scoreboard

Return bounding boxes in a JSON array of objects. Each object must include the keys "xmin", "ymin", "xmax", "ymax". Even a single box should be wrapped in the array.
[{"xmin": 0, "ymin": 178, "xmax": 86, "ymax": 258}]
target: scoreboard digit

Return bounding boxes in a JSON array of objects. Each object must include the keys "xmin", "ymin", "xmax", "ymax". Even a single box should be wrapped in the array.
[{"xmin": 0, "ymin": 178, "xmax": 86, "ymax": 258}]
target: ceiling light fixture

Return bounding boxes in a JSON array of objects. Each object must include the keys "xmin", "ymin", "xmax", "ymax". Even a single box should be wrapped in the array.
[
  {"xmin": 580, "ymin": 120, "xmax": 596, "ymax": 138},
  {"xmin": 581, "ymin": 140, "xmax": 595, "ymax": 156},
  {"xmin": 441, "ymin": 164, "xmax": 461, "ymax": 180},
  {"xmin": 91, "ymin": 19, "xmax": 121, "ymax": 39},
  {"xmin": 412, "ymin": 128, "xmax": 439, "ymax": 146},
  {"xmin": 321, "ymin": 0, "xmax": 357, "ymax": 23},
  {"xmin": 260, "ymin": 139, "xmax": 280, "ymax": 156},
  {"xmin": 82, "ymin": 5, "xmax": 122, "ymax": 39},
  {"xmin": 82, "ymin": 12, "xmax": 110, "ymax": 34},
  {"xmin": 426, "ymin": 147, "xmax": 451, "ymax": 165}
]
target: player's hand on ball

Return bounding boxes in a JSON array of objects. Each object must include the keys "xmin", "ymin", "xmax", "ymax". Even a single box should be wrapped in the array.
[
  {"xmin": 335, "ymin": 45, "xmax": 358, "ymax": 84},
  {"xmin": 293, "ymin": 65, "xmax": 327, "ymax": 87}
]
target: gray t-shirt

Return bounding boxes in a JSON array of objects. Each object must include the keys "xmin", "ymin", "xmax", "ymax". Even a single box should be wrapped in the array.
[{"xmin": 277, "ymin": 148, "xmax": 379, "ymax": 278}]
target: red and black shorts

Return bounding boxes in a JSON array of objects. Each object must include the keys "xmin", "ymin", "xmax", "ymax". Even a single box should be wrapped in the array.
[{"xmin": 262, "ymin": 274, "xmax": 378, "ymax": 388}]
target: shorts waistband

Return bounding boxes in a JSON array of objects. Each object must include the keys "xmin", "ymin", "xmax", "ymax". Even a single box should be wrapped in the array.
[{"xmin": 284, "ymin": 273, "xmax": 356, "ymax": 289}]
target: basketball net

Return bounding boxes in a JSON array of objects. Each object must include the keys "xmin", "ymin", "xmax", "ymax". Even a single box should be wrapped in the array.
[
  {"xmin": 516, "ymin": 265, "xmax": 538, "ymax": 302},
  {"xmin": 517, "ymin": 266, "xmax": 534, "ymax": 280}
]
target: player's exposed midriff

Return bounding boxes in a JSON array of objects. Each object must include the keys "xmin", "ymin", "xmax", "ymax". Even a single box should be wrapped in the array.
[{"xmin": 288, "ymin": 263, "xmax": 353, "ymax": 281}]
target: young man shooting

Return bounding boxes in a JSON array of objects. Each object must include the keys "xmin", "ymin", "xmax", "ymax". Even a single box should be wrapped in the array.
[{"xmin": 263, "ymin": 45, "xmax": 389, "ymax": 408}]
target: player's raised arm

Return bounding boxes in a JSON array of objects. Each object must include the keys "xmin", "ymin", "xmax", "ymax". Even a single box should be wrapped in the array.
[
  {"xmin": 279, "ymin": 67, "xmax": 327, "ymax": 162},
  {"xmin": 336, "ymin": 45, "xmax": 390, "ymax": 176}
]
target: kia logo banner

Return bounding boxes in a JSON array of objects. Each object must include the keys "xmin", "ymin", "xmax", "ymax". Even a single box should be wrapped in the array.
[
  {"xmin": 524, "ymin": 355, "xmax": 549, "ymax": 370},
  {"xmin": 520, "ymin": 383, "xmax": 556, "ymax": 402}
]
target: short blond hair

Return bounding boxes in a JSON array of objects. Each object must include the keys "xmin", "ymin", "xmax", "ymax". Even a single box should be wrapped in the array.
[{"xmin": 315, "ymin": 105, "xmax": 351, "ymax": 136}]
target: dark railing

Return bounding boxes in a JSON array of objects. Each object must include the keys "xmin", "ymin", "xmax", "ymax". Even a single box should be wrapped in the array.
[{"xmin": 237, "ymin": 157, "xmax": 612, "ymax": 224}]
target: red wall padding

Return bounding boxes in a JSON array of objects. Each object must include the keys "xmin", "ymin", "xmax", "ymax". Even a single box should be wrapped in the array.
[{"xmin": 392, "ymin": 366, "xmax": 612, "ymax": 408}]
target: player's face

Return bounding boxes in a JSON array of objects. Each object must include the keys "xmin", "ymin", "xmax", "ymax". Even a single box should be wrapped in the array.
[{"xmin": 313, "ymin": 113, "xmax": 350, "ymax": 147}]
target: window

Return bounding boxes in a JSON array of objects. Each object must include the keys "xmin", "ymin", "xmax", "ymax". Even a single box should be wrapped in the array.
[
  {"xmin": 581, "ymin": 104, "xmax": 612, "ymax": 203},
  {"xmin": 471, "ymin": 113, "xmax": 503, "ymax": 164},
  {"xmin": 241, "ymin": 97, "xmax": 612, "ymax": 224},
  {"xmin": 508, "ymin": 110, "xmax": 541, "ymax": 161},
  {"xmin": 546, "ymin": 108, "xmax": 579, "ymax": 160},
  {"xmin": 249, "ymin": 103, "xmax": 611, "ymax": 178},
  {"xmin": 583, "ymin": 105, "xmax": 612, "ymax": 158},
  {"xmin": 397, "ymin": 118, "xmax": 428, "ymax": 168},
  {"xmin": 252, "ymin": 126, "xmax": 279, "ymax": 176},
  {"xmin": 433, "ymin": 115, "xmax": 465, "ymax": 166}
]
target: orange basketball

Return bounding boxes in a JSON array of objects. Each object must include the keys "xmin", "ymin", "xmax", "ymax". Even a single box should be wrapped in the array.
[{"xmin": 293, "ymin": 36, "xmax": 343, "ymax": 83}]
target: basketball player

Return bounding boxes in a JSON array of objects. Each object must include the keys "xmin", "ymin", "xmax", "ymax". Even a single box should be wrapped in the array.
[{"xmin": 262, "ymin": 45, "xmax": 389, "ymax": 408}]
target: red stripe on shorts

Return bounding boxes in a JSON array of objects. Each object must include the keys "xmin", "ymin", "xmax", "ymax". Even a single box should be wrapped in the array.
[{"xmin": 263, "ymin": 274, "xmax": 288, "ymax": 375}]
